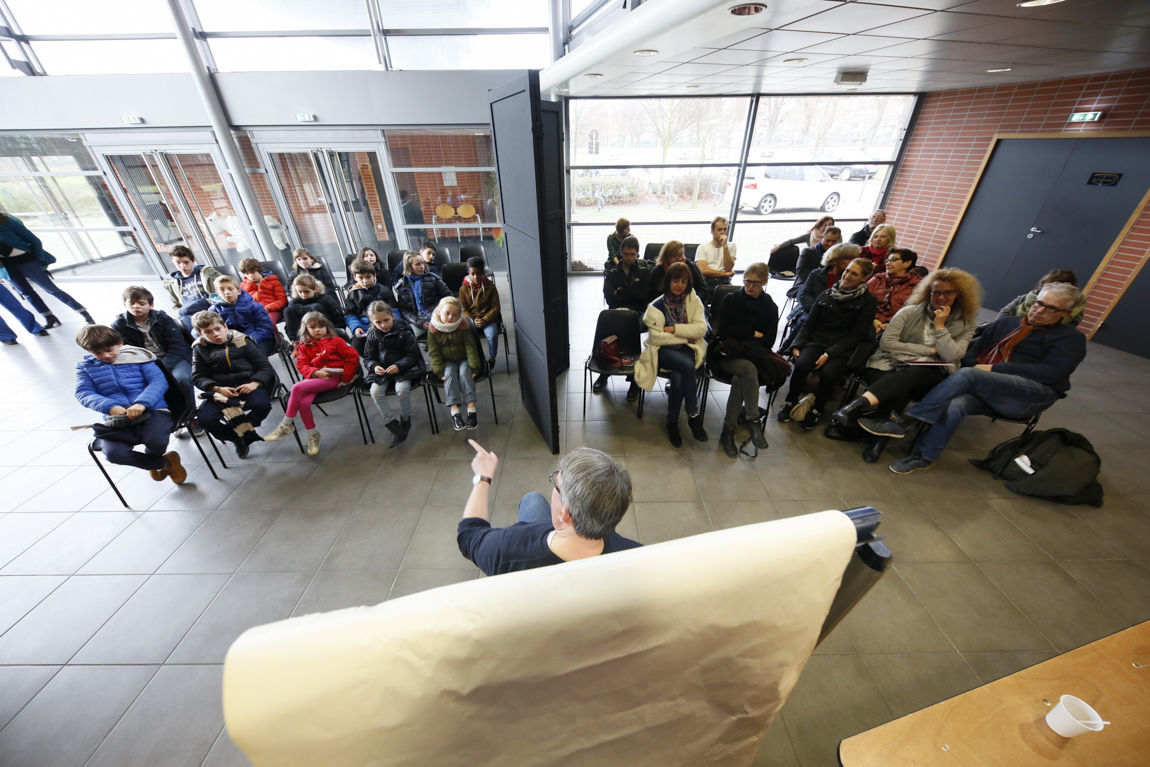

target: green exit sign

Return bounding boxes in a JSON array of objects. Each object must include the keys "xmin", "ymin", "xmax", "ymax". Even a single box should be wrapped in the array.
[{"xmin": 1069, "ymin": 111, "xmax": 1102, "ymax": 123}]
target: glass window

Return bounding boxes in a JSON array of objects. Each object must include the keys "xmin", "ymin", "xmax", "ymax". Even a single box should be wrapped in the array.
[
  {"xmin": 750, "ymin": 95, "xmax": 915, "ymax": 163},
  {"xmin": 569, "ymin": 98, "xmax": 751, "ymax": 166},
  {"xmin": 32, "ymin": 40, "xmax": 187, "ymax": 75},
  {"xmin": 376, "ymin": 0, "xmax": 548, "ymax": 28},
  {"xmin": 386, "ymin": 129, "xmax": 494, "ymax": 168},
  {"xmin": 393, "ymin": 170, "xmax": 499, "ymax": 237},
  {"xmin": 7, "ymin": 0, "xmax": 173, "ymax": 34},
  {"xmin": 209, "ymin": 36, "xmax": 376, "ymax": 71},
  {"xmin": 570, "ymin": 166, "xmax": 736, "ymax": 225},
  {"xmin": 193, "ymin": 0, "xmax": 370, "ymax": 31},
  {"xmin": 387, "ymin": 34, "xmax": 550, "ymax": 70}
]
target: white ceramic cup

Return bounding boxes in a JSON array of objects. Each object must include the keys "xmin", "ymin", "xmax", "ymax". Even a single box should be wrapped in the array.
[{"xmin": 1045, "ymin": 695, "xmax": 1105, "ymax": 738}]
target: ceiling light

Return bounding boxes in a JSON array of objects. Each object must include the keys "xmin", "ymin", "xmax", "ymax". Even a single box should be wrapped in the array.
[
  {"xmin": 986, "ymin": 67, "xmax": 1013, "ymax": 73},
  {"xmin": 633, "ymin": 49, "xmax": 660, "ymax": 57},
  {"xmin": 783, "ymin": 57, "xmax": 808, "ymax": 64},
  {"xmin": 585, "ymin": 73, "xmax": 604, "ymax": 79},
  {"xmin": 1017, "ymin": 0, "xmax": 1065, "ymax": 7},
  {"xmin": 834, "ymin": 71, "xmax": 868, "ymax": 88},
  {"xmin": 729, "ymin": 3, "xmax": 767, "ymax": 15}
]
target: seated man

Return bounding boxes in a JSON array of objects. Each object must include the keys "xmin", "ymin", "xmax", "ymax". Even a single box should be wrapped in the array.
[
  {"xmin": 866, "ymin": 247, "xmax": 923, "ymax": 334},
  {"xmin": 595, "ymin": 235, "xmax": 650, "ymax": 399},
  {"xmin": 458, "ymin": 440, "xmax": 641, "ymax": 575},
  {"xmin": 192, "ymin": 310, "xmax": 277, "ymax": 459},
  {"xmin": 793, "ymin": 226, "xmax": 842, "ymax": 289},
  {"xmin": 860, "ymin": 282, "xmax": 1087, "ymax": 474},
  {"xmin": 850, "ymin": 209, "xmax": 885, "ymax": 246}
]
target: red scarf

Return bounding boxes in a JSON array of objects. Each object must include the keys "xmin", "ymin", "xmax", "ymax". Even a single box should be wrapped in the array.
[{"xmin": 977, "ymin": 320, "xmax": 1036, "ymax": 365}]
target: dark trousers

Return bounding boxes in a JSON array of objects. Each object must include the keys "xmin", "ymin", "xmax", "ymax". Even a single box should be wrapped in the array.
[
  {"xmin": 4, "ymin": 259, "xmax": 86, "ymax": 316},
  {"xmin": 864, "ymin": 365, "xmax": 948, "ymax": 417},
  {"xmin": 100, "ymin": 410, "xmax": 173, "ymax": 471},
  {"xmin": 178, "ymin": 298, "xmax": 212, "ymax": 332},
  {"xmin": 197, "ymin": 388, "xmax": 272, "ymax": 443},
  {"xmin": 786, "ymin": 344, "xmax": 851, "ymax": 411}
]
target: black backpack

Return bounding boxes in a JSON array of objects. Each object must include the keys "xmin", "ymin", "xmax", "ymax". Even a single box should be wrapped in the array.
[{"xmin": 969, "ymin": 428, "xmax": 1103, "ymax": 507}]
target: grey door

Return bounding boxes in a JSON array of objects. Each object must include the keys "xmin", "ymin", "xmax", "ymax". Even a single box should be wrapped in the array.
[
  {"xmin": 943, "ymin": 137, "xmax": 1150, "ymax": 311},
  {"xmin": 1092, "ymin": 263, "xmax": 1150, "ymax": 358}
]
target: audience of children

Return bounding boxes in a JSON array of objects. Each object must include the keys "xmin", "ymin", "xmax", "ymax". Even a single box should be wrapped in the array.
[
  {"xmin": 458, "ymin": 255, "xmax": 502, "ymax": 369},
  {"xmin": 73, "ymin": 324, "xmax": 186, "ymax": 485},
  {"xmin": 191, "ymin": 310, "xmax": 277, "ymax": 459},
  {"xmin": 239, "ymin": 257, "xmax": 288, "ymax": 326},
  {"xmin": 395, "ymin": 250, "xmax": 452, "ymax": 338},
  {"xmin": 344, "ymin": 258, "xmax": 398, "ymax": 352},
  {"xmin": 165, "ymin": 245, "xmax": 221, "ymax": 332},
  {"xmin": 347, "ymin": 246, "xmax": 393, "ymax": 289},
  {"xmin": 263, "ymin": 311, "xmax": 360, "ymax": 455},
  {"xmin": 290, "ymin": 247, "xmax": 337, "ymax": 295},
  {"xmin": 111, "ymin": 285, "xmax": 195, "ymax": 405},
  {"xmin": 427, "ymin": 296, "xmax": 482, "ymax": 431},
  {"xmin": 209, "ymin": 274, "xmax": 277, "ymax": 356},
  {"xmin": 284, "ymin": 274, "xmax": 344, "ymax": 341},
  {"xmin": 362, "ymin": 301, "xmax": 425, "ymax": 446}
]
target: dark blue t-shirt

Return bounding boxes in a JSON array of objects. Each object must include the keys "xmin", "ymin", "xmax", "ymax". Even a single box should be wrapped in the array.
[{"xmin": 457, "ymin": 518, "xmax": 641, "ymax": 576}]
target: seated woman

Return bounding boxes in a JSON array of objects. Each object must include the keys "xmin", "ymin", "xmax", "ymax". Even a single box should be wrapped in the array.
[
  {"xmin": 998, "ymin": 268, "xmax": 1085, "ymax": 326},
  {"xmin": 778, "ymin": 257, "xmax": 877, "ymax": 430},
  {"xmin": 860, "ymin": 223, "xmax": 896, "ymax": 269},
  {"xmin": 768, "ymin": 215, "xmax": 835, "ymax": 276},
  {"xmin": 635, "ymin": 262, "xmax": 708, "ymax": 447},
  {"xmin": 648, "ymin": 240, "xmax": 710, "ymax": 307},
  {"xmin": 867, "ymin": 247, "xmax": 923, "ymax": 334},
  {"xmin": 832, "ymin": 268, "xmax": 981, "ymax": 461},
  {"xmin": 781, "ymin": 242, "xmax": 860, "ymax": 350}
]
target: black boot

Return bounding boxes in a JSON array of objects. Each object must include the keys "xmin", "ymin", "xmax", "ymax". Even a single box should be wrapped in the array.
[
  {"xmin": 862, "ymin": 436, "xmax": 889, "ymax": 463},
  {"xmin": 43, "ymin": 314, "xmax": 62, "ymax": 329},
  {"xmin": 831, "ymin": 397, "xmax": 873, "ymax": 428},
  {"xmin": 384, "ymin": 418, "xmax": 402, "ymax": 447},
  {"xmin": 719, "ymin": 427, "xmax": 738, "ymax": 457},
  {"xmin": 687, "ymin": 413, "xmax": 708, "ymax": 442},
  {"xmin": 667, "ymin": 420, "xmax": 682, "ymax": 448},
  {"xmin": 80, "ymin": 310, "xmax": 95, "ymax": 324},
  {"xmin": 398, "ymin": 416, "xmax": 412, "ymax": 442}
]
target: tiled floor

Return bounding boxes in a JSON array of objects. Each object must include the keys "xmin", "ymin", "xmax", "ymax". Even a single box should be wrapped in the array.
[{"xmin": 0, "ymin": 275, "xmax": 1148, "ymax": 766}]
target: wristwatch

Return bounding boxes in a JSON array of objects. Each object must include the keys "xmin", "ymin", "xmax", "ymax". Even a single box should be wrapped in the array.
[{"xmin": 472, "ymin": 474, "xmax": 493, "ymax": 486}]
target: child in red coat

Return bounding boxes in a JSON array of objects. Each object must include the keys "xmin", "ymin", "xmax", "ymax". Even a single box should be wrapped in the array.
[
  {"xmin": 262, "ymin": 311, "xmax": 359, "ymax": 455},
  {"xmin": 239, "ymin": 257, "xmax": 288, "ymax": 325}
]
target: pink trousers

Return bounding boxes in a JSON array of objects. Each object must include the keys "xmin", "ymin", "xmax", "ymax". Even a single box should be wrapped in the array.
[{"xmin": 285, "ymin": 377, "xmax": 341, "ymax": 429}]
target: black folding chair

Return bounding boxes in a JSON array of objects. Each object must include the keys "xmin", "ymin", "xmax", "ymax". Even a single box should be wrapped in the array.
[
  {"xmin": 426, "ymin": 355, "xmax": 500, "ymax": 434},
  {"xmin": 459, "ymin": 243, "xmax": 485, "ymax": 264},
  {"xmin": 583, "ymin": 309, "xmax": 642, "ymax": 419},
  {"xmin": 442, "ymin": 262, "xmax": 468, "ymax": 295},
  {"xmin": 387, "ymin": 250, "xmax": 405, "ymax": 276},
  {"xmin": 643, "ymin": 243, "xmax": 663, "ymax": 263},
  {"xmin": 312, "ymin": 373, "xmax": 376, "ymax": 446}
]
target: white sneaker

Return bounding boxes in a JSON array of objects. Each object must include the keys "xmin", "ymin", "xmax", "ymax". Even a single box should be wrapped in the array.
[
  {"xmin": 264, "ymin": 419, "xmax": 296, "ymax": 442},
  {"xmin": 307, "ymin": 431, "xmax": 321, "ymax": 456}
]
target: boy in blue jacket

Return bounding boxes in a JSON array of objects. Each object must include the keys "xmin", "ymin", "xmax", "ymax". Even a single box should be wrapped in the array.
[
  {"xmin": 209, "ymin": 274, "xmax": 276, "ymax": 356},
  {"xmin": 74, "ymin": 325, "xmax": 186, "ymax": 485}
]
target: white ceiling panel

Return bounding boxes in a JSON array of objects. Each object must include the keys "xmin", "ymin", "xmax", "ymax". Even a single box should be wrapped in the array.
[
  {"xmin": 783, "ymin": 2, "xmax": 933, "ymax": 34},
  {"xmin": 730, "ymin": 29, "xmax": 845, "ymax": 51},
  {"xmin": 692, "ymin": 48, "xmax": 777, "ymax": 66},
  {"xmin": 866, "ymin": 10, "xmax": 1003, "ymax": 38},
  {"xmin": 798, "ymin": 34, "xmax": 913, "ymax": 55}
]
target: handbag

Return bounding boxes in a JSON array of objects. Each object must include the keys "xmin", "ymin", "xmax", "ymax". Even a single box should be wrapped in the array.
[
  {"xmin": 717, "ymin": 338, "xmax": 792, "ymax": 390},
  {"xmin": 597, "ymin": 335, "xmax": 622, "ymax": 368}
]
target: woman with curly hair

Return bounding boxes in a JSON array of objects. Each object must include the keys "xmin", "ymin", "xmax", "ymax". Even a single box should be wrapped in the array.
[{"xmin": 832, "ymin": 268, "xmax": 982, "ymax": 459}]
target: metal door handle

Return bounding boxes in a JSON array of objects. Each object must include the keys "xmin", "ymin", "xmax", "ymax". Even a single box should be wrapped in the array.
[{"xmin": 1029, "ymin": 227, "xmax": 1043, "ymax": 234}]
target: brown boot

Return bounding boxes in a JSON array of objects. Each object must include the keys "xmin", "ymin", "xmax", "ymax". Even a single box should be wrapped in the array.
[{"xmin": 163, "ymin": 451, "xmax": 187, "ymax": 484}]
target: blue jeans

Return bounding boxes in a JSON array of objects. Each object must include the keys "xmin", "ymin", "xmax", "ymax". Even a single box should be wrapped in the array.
[
  {"xmin": 0, "ymin": 283, "xmax": 44, "ymax": 341},
  {"xmin": 442, "ymin": 359, "xmax": 476, "ymax": 407},
  {"xmin": 658, "ymin": 345, "xmax": 699, "ymax": 421},
  {"xmin": 466, "ymin": 318, "xmax": 500, "ymax": 360},
  {"xmin": 161, "ymin": 356, "xmax": 195, "ymax": 405},
  {"xmin": 518, "ymin": 491, "xmax": 552, "ymax": 525},
  {"xmin": 4, "ymin": 259, "xmax": 86, "ymax": 316},
  {"xmin": 907, "ymin": 367, "xmax": 1057, "ymax": 462},
  {"xmin": 369, "ymin": 378, "xmax": 412, "ymax": 422}
]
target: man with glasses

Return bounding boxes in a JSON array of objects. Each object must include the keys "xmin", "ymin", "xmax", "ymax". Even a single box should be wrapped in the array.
[
  {"xmin": 458, "ymin": 440, "xmax": 641, "ymax": 575},
  {"xmin": 862, "ymin": 282, "xmax": 1087, "ymax": 474}
]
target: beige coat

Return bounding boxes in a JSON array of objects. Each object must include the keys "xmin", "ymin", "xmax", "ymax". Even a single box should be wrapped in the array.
[{"xmin": 635, "ymin": 291, "xmax": 707, "ymax": 391}]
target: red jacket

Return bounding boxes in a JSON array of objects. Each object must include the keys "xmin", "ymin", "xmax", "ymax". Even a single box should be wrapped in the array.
[
  {"xmin": 242, "ymin": 272, "xmax": 288, "ymax": 312},
  {"xmin": 295, "ymin": 335, "xmax": 360, "ymax": 383}
]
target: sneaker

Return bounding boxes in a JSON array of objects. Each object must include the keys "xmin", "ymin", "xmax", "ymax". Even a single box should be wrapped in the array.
[
  {"xmin": 398, "ymin": 416, "xmax": 412, "ymax": 442},
  {"xmin": 889, "ymin": 454, "xmax": 933, "ymax": 475},
  {"xmin": 35, "ymin": 329, "xmax": 50, "ymax": 337},
  {"xmin": 859, "ymin": 416, "xmax": 908, "ymax": 439},
  {"xmin": 466, "ymin": 411, "xmax": 478, "ymax": 430},
  {"xmin": 307, "ymin": 431, "xmax": 321, "ymax": 456},
  {"xmin": 384, "ymin": 419, "xmax": 402, "ymax": 447},
  {"xmin": 777, "ymin": 403, "xmax": 794, "ymax": 423},
  {"xmin": 790, "ymin": 393, "xmax": 815, "ymax": 423},
  {"xmin": 592, "ymin": 374, "xmax": 607, "ymax": 394},
  {"xmin": 163, "ymin": 451, "xmax": 187, "ymax": 484},
  {"xmin": 801, "ymin": 409, "xmax": 820, "ymax": 431},
  {"xmin": 719, "ymin": 427, "xmax": 738, "ymax": 458},
  {"xmin": 666, "ymin": 420, "xmax": 682, "ymax": 448},
  {"xmin": 452, "ymin": 412, "xmax": 466, "ymax": 431},
  {"xmin": 1, "ymin": 339, "xmax": 17, "ymax": 346},
  {"xmin": 626, "ymin": 382, "xmax": 641, "ymax": 402},
  {"xmin": 43, "ymin": 314, "xmax": 62, "ymax": 329},
  {"xmin": 488, "ymin": 357, "xmax": 497, "ymax": 370},
  {"xmin": 263, "ymin": 419, "xmax": 296, "ymax": 442}
]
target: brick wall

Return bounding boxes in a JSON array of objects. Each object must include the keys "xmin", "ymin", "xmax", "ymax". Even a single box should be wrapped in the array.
[
  {"xmin": 885, "ymin": 68, "xmax": 1150, "ymax": 336},
  {"xmin": 386, "ymin": 131, "xmax": 495, "ymax": 238}
]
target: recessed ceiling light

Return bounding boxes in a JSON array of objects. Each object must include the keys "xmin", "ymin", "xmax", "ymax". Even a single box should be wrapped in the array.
[
  {"xmin": 585, "ymin": 73, "xmax": 604, "ymax": 79},
  {"xmin": 783, "ymin": 57, "xmax": 808, "ymax": 64},
  {"xmin": 633, "ymin": 49, "xmax": 660, "ymax": 57},
  {"xmin": 729, "ymin": 3, "xmax": 767, "ymax": 15},
  {"xmin": 685, "ymin": 84, "xmax": 701, "ymax": 89},
  {"xmin": 1017, "ymin": 0, "xmax": 1065, "ymax": 7},
  {"xmin": 986, "ymin": 67, "xmax": 1013, "ymax": 73}
]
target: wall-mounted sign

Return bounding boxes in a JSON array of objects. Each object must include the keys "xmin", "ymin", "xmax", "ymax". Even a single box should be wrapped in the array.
[
  {"xmin": 1087, "ymin": 172, "xmax": 1121, "ymax": 187},
  {"xmin": 1069, "ymin": 111, "xmax": 1102, "ymax": 123}
]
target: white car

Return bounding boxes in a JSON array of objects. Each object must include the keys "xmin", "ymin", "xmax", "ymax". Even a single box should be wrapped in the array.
[{"xmin": 726, "ymin": 165, "xmax": 841, "ymax": 215}]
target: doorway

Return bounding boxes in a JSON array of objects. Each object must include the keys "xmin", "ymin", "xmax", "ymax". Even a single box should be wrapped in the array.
[{"xmin": 941, "ymin": 136, "xmax": 1150, "ymax": 310}]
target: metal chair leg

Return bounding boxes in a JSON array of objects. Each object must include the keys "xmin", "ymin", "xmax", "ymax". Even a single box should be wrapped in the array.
[
  {"xmin": 88, "ymin": 442, "xmax": 129, "ymax": 509},
  {"xmin": 188, "ymin": 431, "xmax": 221, "ymax": 480}
]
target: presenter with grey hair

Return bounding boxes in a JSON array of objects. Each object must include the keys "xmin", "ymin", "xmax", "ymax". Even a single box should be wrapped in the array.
[{"xmin": 458, "ymin": 440, "xmax": 641, "ymax": 575}]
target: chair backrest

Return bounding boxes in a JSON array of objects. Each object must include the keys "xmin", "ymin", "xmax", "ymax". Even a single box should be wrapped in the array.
[
  {"xmin": 261, "ymin": 259, "xmax": 293, "ymax": 292},
  {"xmin": 593, "ymin": 309, "xmax": 643, "ymax": 356},
  {"xmin": 683, "ymin": 243, "xmax": 699, "ymax": 262},
  {"xmin": 387, "ymin": 250, "xmax": 405, "ymax": 275},
  {"xmin": 441, "ymin": 262, "xmax": 468, "ymax": 295},
  {"xmin": 155, "ymin": 359, "xmax": 194, "ymax": 427},
  {"xmin": 459, "ymin": 244, "xmax": 485, "ymax": 264},
  {"xmin": 710, "ymin": 284, "xmax": 741, "ymax": 316},
  {"xmin": 643, "ymin": 242, "xmax": 663, "ymax": 262},
  {"xmin": 215, "ymin": 263, "xmax": 241, "ymax": 283}
]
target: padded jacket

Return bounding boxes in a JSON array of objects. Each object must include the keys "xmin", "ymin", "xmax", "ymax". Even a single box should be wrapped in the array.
[
  {"xmin": 295, "ymin": 335, "xmax": 360, "ymax": 384},
  {"xmin": 344, "ymin": 283, "xmax": 398, "ymax": 335},
  {"xmin": 459, "ymin": 276, "xmax": 502, "ymax": 324},
  {"xmin": 284, "ymin": 293, "xmax": 345, "ymax": 340},
  {"xmin": 290, "ymin": 263, "xmax": 337, "ymax": 295},
  {"xmin": 111, "ymin": 309, "xmax": 193, "ymax": 365},
  {"xmin": 363, "ymin": 319, "xmax": 426, "ymax": 385},
  {"xmin": 963, "ymin": 316, "xmax": 1086, "ymax": 397},
  {"xmin": 209, "ymin": 291, "xmax": 276, "ymax": 351},
  {"xmin": 427, "ymin": 326, "xmax": 481, "ymax": 375},
  {"xmin": 792, "ymin": 288, "xmax": 878, "ymax": 359},
  {"xmin": 395, "ymin": 274, "xmax": 453, "ymax": 330},
  {"xmin": 75, "ymin": 346, "xmax": 168, "ymax": 414},
  {"xmin": 192, "ymin": 331, "xmax": 277, "ymax": 391},
  {"xmin": 603, "ymin": 261, "xmax": 652, "ymax": 314},
  {"xmin": 241, "ymin": 272, "xmax": 288, "ymax": 312}
]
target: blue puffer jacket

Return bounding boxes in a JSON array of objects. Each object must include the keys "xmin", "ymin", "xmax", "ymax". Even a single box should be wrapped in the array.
[
  {"xmin": 0, "ymin": 214, "xmax": 56, "ymax": 281},
  {"xmin": 209, "ymin": 290, "xmax": 275, "ymax": 351},
  {"xmin": 75, "ymin": 346, "xmax": 168, "ymax": 414}
]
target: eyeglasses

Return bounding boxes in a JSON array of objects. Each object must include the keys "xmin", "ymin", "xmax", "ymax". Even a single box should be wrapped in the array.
[
  {"xmin": 1033, "ymin": 299, "xmax": 1070, "ymax": 314},
  {"xmin": 548, "ymin": 469, "xmax": 562, "ymax": 498},
  {"xmin": 743, "ymin": 279, "xmax": 764, "ymax": 286},
  {"xmin": 931, "ymin": 289, "xmax": 957, "ymax": 297},
  {"xmin": 885, "ymin": 256, "xmax": 903, "ymax": 263}
]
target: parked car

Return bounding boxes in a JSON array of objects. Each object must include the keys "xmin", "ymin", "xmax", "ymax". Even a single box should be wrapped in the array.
[
  {"xmin": 817, "ymin": 150, "xmax": 879, "ymax": 181},
  {"xmin": 725, "ymin": 165, "xmax": 841, "ymax": 215}
]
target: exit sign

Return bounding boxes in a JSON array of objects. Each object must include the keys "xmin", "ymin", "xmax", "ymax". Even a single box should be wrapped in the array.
[{"xmin": 1069, "ymin": 111, "xmax": 1102, "ymax": 123}]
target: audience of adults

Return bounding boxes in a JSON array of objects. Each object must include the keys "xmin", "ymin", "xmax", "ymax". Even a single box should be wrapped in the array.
[
  {"xmin": 860, "ymin": 224, "xmax": 896, "ymax": 269},
  {"xmin": 850, "ymin": 209, "xmax": 886, "ymax": 246},
  {"xmin": 999, "ymin": 268, "xmax": 1086, "ymax": 326},
  {"xmin": 867, "ymin": 247, "xmax": 923, "ymax": 334},
  {"xmin": 695, "ymin": 216, "xmax": 736, "ymax": 292}
]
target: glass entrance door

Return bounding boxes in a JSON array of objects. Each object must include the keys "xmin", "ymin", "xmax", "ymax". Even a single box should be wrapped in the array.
[{"xmin": 267, "ymin": 149, "xmax": 396, "ymax": 282}]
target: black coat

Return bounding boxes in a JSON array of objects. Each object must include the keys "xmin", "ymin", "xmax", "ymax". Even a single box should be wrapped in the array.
[
  {"xmin": 362, "ymin": 319, "xmax": 426, "ymax": 384},
  {"xmin": 793, "ymin": 288, "xmax": 877, "ymax": 358},
  {"xmin": 192, "ymin": 332, "xmax": 278, "ymax": 391},
  {"xmin": 290, "ymin": 263, "xmax": 337, "ymax": 295},
  {"xmin": 111, "ymin": 310, "xmax": 192, "ymax": 365},
  {"xmin": 603, "ymin": 260, "xmax": 652, "ymax": 314},
  {"xmin": 284, "ymin": 293, "xmax": 345, "ymax": 340},
  {"xmin": 718, "ymin": 290, "xmax": 779, "ymax": 348},
  {"xmin": 394, "ymin": 274, "xmax": 452, "ymax": 328}
]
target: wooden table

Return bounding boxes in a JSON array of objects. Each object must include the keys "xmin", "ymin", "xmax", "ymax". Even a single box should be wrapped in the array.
[{"xmin": 838, "ymin": 621, "xmax": 1150, "ymax": 766}]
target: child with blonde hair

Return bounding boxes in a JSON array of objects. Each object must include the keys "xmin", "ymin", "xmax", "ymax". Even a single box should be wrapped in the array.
[{"xmin": 427, "ymin": 296, "xmax": 481, "ymax": 431}]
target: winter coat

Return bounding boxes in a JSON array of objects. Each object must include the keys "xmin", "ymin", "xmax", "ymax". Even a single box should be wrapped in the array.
[
  {"xmin": 868, "ymin": 303, "xmax": 975, "ymax": 372},
  {"xmin": 75, "ymin": 346, "xmax": 168, "ymax": 414},
  {"xmin": 290, "ymin": 263, "xmax": 337, "ymax": 295},
  {"xmin": 242, "ymin": 272, "xmax": 287, "ymax": 312},
  {"xmin": 792, "ymin": 288, "xmax": 877, "ymax": 359},
  {"xmin": 284, "ymin": 293, "xmax": 346, "ymax": 340},
  {"xmin": 192, "ymin": 331, "xmax": 277, "ymax": 391},
  {"xmin": 395, "ymin": 274, "xmax": 453, "ymax": 329},
  {"xmin": 427, "ymin": 325, "xmax": 481, "ymax": 375},
  {"xmin": 209, "ymin": 290, "xmax": 276, "ymax": 351},
  {"xmin": 849, "ymin": 223, "xmax": 872, "ymax": 246},
  {"xmin": 165, "ymin": 263, "xmax": 221, "ymax": 310},
  {"xmin": 635, "ymin": 291, "xmax": 707, "ymax": 391},
  {"xmin": 717, "ymin": 289, "xmax": 778, "ymax": 348},
  {"xmin": 867, "ymin": 271, "xmax": 923, "ymax": 324},
  {"xmin": 344, "ymin": 283, "xmax": 398, "ymax": 335},
  {"xmin": 459, "ymin": 276, "xmax": 502, "ymax": 324},
  {"xmin": 603, "ymin": 260, "xmax": 652, "ymax": 314},
  {"xmin": 295, "ymin": 335, "xmax": 360, "ymax": 384},
  {"xmin": 0, "ymin": 214, "xmax": 55, "ymax": 280},
  {"xmin": 363, "ymin": 319, "xmax": 425, "ymax": 385},
  {"xmin": 111, "ymin": 309, "xmax": 193, "ymax": 365}
]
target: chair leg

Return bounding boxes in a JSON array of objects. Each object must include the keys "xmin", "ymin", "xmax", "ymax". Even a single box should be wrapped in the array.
[
  {"xmin": 188, "ymin": 431, "xmax": 221, "ymax": 480},
  {"xmin": 637, "ymin": 388, "xmax": 645, "ymax": 419},
  {"xmin": 424, "ymin": 384, "xmax": 439, "ymax": 435},
  {"xmin": 697, "ymin": 375, "xmax": 710, "ymax": 420},
  {"xmin": 488, "ymin": 376, "xmax": 498, "ymax": 424},
  {"xmin": 88, "ymin": 444, "xmax": 129, "ymax": 509},
  {"xmin": 583, "ymin": 365, "xmax": 589, "ymax": 419}
]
